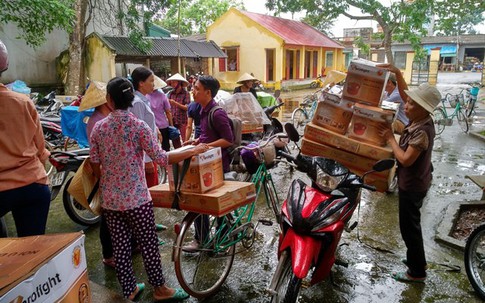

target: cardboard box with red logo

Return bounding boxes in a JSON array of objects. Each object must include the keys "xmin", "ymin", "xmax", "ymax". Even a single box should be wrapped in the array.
[
  {"xmin": 303, "ymin": 122, "xmax": 393, "ymax": 161},
  {"xmin": 0, "ymin": 232, "xmax": 91, "ymax": 303},
  {"xmin": 342, "ymin": 58, "xmax": 389, "ymax": 107},
  {"xmin": 168, "ymin": 146, "xmax": 224, "ymax": 194},
  {"xmin": 301, "ymin": 138, "xmax": 394, "ymax": 192},
  {"xmin": 312, "ymin": 92, "xmax": 354, "ymax": 135},
  {"xmin": 348, "ymin": 103, "xmax": 395, "ymax": 147},
  {"xmin": 150, "ymin": 181, "xmax": 256, "ymax": 216}
]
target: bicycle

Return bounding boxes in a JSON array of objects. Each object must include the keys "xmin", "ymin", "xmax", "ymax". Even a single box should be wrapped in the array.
[
  {"xmin": 433, "ymin": 92, "xmax": 469, "ymax": 135},
  {"xmin": 291, "ymin": 91, "xmax": 318, "ymax": 135},
  {"xmin": 172, "ymin": 134, "xmax": 287, "ymax": 299},
  {"xmin": 463, "ymin": 84, "xmax": 482, "ymax": 118},
  {"xmin": 464, "ymin": 175, "xmax": 485, "ymax": 300}
]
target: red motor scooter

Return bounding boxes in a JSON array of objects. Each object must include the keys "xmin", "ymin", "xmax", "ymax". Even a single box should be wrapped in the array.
[{"xmin": 267, "ymin": 123, "xmax": 394, "ymax": 303}]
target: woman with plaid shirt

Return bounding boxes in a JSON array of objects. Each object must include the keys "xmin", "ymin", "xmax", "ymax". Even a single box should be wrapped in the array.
[{"xmin": 167, "ymin": 73, "xmax": 190, "ymax": 146}]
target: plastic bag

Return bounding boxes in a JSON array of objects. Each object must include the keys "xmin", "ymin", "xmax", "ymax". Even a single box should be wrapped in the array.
[
  {"xmin": 218, "ymin": 92, "xmax": 271, "ymax": 125},
  {"xmin": 6, "ymin": 80, "xmax": 31, "ymax": 94}
]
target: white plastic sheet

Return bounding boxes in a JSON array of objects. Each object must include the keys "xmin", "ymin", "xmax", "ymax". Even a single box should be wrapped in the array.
[{"xmin": 218, "ymin": 92, "xmax": 271, "ymax": 125}]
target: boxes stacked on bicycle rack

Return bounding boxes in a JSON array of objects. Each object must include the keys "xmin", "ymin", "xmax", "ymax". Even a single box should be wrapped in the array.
[
  {"xmin": 0, "ymin": 232, "xmax": 91, "ymax": 303},
  {"xmin": 302, "ymin": 59, "xmax": 395, "ymax": 192},
  {"xmin": 155, "ymin": 146, "xmax": 256, "ymax": 216},
  {"xmin": 167, "ymin": 146, "xmax": 224, "ymax": 194},
  {"xmin": 149, "ymin": 181, "xmax": 256, "ymax": 216}
]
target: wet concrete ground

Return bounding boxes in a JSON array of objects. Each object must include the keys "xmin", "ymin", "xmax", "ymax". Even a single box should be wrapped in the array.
[{"xmin": 3, "ymin": 72, "xmax": 485, "ymax": 302}]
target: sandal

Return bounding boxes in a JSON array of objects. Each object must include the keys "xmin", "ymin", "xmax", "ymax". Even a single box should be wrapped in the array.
[
  {"xmin": 154, "ymin": 288, "xmax": 189, "ymax": 302},
  {"xmin": 102, "ymin": 258, "xmax": 115, "ymax": 268},
  {"xmin": 391, "ymin": 271, "xmax": 426, "ymax": 283},
  {"xmin": 156, "ymin": 223, "xmax": 168, "ymax": 231},
  {"xmin": 129, "ymin": 283, "xmax": 145, "ymax": 301}
]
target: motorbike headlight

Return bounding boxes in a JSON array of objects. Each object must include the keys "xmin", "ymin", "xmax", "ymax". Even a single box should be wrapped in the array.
[{"xmin": 315, "ymin": 165, "xmax": 345, "ymax": 192}]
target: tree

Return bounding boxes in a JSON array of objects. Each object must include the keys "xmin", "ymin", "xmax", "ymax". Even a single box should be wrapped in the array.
[
  {"xmin": 0, "ymin": 0, "xmax": 75, "ymax": 48},
  {"xmin": 157, "ymin": 0, "xmax": 244, "ymax": 37},
  {"xmin": 265, "ymin": 0, "xmax": 485, "ymax": 65}
]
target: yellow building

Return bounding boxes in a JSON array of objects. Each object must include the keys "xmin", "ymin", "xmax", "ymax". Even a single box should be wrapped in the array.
[{"xmin": 207, "ymin": 8, "xmax": 345, "ymax": 90}]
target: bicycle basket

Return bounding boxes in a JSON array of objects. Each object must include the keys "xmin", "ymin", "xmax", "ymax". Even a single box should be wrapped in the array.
[
  {"xmin": 471, "ymin": 87, "xmax": 480, "ymax": 96},
  {"xmin": 447, "ymin": 94, "xmax": 458, "ymax": 107}
]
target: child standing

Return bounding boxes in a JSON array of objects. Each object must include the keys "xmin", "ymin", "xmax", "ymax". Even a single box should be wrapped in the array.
[{"xmin": 379, "ymin": 64, "xmax": 441, "ymax": 283}]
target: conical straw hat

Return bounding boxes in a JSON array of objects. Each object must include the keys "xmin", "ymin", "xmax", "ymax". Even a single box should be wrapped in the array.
[
  {"xmin": 78, "ymin": 80, "xmax": 107, "ymax": 111},
  {"xmin": 166, "ymin": 73, "xmax": 188, "ymax": 83},
  {"xmin": 237, "ymin": 73, "xmax": 258, "ymax": 84},
  {"xmin": 154, "ymin": 75, "xmax": 167, "ymax": 90},
  {"xmin": 321, "ymin": 70, "xmax": 347, "ymax": 88}
]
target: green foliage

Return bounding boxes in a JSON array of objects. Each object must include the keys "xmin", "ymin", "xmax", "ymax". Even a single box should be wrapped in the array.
[
  {"xmin": 156, "ymin": 0, "xmax": 245, "ymax": 36},
  {"xmin": 354, "ymin": 36, "xmax": 370, "ymax": 56},
  {"xmin": 0, "ymin": 0, "xmax": 76, "ymax": 47},
  {"xmin": 434, "ymin": 1, "xmax": 485, "ymax": 35}
]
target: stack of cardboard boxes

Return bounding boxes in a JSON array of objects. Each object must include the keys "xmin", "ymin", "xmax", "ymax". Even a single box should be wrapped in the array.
[
  {"xmin": 301, "ymin": 59, "xmax": 396, "ymax": 192},
  {"xmin": 149, "ymin": 147, "xmax": 256, "ymax": 216}
]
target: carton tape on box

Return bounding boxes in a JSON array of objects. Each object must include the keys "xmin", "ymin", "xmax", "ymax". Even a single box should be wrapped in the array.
[
  {"xmin": 348, "ymin": 103, "xmax": 395, "ymax": 147},
  {"xmin": 0, "ymin": 232, "xmax": 91, "ymax": 303},
  {"xmin": 168, "ymin": 146, "xmax": 224, "ymax": 193},
  {"xmin": 342, "ymin": 58, "xmax": 389, "ymax": 107},
  {"xmin": 150, "ymin": 181, "xmax": 256, "ymax": 216},
  {"xmin": 312, "ymin": 92, "xmax": 354, "ymax": 135},
  {"xmin": 303, "ymin": 122, "xmax": 393, "ymax": 161}
]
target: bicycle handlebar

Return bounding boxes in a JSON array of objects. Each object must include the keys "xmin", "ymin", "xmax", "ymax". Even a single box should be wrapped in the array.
[{"xmin": 236, "ymin": 133, "xmax": 288, "ymax": 151}]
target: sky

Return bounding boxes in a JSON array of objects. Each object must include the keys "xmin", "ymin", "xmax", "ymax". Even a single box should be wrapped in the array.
[{"xmin": 241, "ymin": 0, "xmax": 485, "ymax": 37}]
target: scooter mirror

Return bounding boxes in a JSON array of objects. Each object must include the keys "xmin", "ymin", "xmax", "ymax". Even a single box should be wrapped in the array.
[
  {"xmin": 372, "ymin": 159, "xmax": 395, "ymax": 172},
  {"xmin": 284, "ymin": 122, "xmax": 300, "ymax": 143}
]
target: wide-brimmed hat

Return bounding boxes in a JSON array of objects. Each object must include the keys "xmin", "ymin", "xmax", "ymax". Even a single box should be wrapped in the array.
[
  {"xmin": 237, "ymin": 73, "xmax": 258, "ymax": 84},
  {"xmin": 166, "ymin": 73, "xmax": 188, "ymax": 84},
  {"xmin": 404, "ymin": 83, "xmax": 441, "ymax": 114},
  {"xmin": 78, "ymin": 81, "xmax": 107, "ymax": 111},
  {"xmin": 153, "ymin": 75, "xmax": 167, "ymax": 90}
]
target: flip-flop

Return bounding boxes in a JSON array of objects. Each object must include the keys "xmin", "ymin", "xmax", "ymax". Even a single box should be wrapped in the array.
[
  {"xmin": 154, "ymin": 288, "xmax": 189, "ymax": 302},
  {"xmin": 130, "ymin": 283, "xmax": 145, "ymax": 301},
  {"xmin": 391, "ymin": 271, "xmax": 425, "ymax": 283},
  {"xmin": 156, "ymin": 224, "xmax": 168, "ymax": 231}
]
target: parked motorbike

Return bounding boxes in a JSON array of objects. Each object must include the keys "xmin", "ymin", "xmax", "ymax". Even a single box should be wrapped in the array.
[
  {"xmin": 49, "ymin": 149, "xmax": 101, "ymax": 226},
  {"xmin": 267, "ymin": 123, "xmax": 395, "ymax": 303}
]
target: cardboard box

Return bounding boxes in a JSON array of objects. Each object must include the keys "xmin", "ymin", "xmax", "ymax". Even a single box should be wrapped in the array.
[
  {"xmin": 312, "ymin": 92, "xmax": 354, "ymax": 134},
  {"xmin": 348, "ymin": 103, "xmax": 395, "ymax": 147},
  {"xmin": 342, "ymin": 58, "xmax": 389, "ymax": 107},
  {"xmin": 303, "ymin": 122, "xmax": 393, "ymax": 160},
  {"xmin": 150, "ymin": 181, "xmax": 257, "ymax": 216},
  {"xmin": 168, "ymin": 146, "xmax": 224, "ymax": 193},
  {"xmin": 0, "ymin": 232, "xmax": 91, "ymax": 303},
  {"xmin": 242, "ymin": 122, "xmax": 264, "ymax": 134},
  {"xmin": 301, "ymin": 138, "xmax": 392, "ymax": 179},
  {"xmin": 301, "ymin": 138, "xmax": 395, "ymax": 192}
]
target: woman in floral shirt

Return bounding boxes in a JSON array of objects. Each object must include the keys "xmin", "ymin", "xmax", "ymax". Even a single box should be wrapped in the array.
[{"xmin": 90, "ymin": 77, "xmax": 208, "ymax": 301}]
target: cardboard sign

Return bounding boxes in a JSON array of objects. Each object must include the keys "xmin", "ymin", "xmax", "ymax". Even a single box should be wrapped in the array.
[
  {"xmin": 150, "ymin": 181, "xmax": 256, "ymax": 216},
  {"xmin": 168, "ymin": 146, "xmax": 224, "ymax": 193},
  {"xmin": 0, "ymin": 233, "xmax": 90, "ymax": 303}
]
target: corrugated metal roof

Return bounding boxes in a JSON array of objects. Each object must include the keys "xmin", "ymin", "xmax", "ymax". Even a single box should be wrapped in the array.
[
  {"xmin": 240, "ymin": 11, "xmax": 343, "ymax": 49},
  {"xmin": 96, "ymin": 34, "xmax": 226, "ymax": 58}
]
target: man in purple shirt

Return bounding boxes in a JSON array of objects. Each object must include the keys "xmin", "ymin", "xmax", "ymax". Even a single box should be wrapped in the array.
[{"xmin": 186, "ymin": 75, "xmax": 234, "ymax": 173}]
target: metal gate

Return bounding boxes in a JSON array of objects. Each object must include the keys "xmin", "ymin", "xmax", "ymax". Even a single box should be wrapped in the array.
[{"xmin": 411, "ymin": 59, "xmax": 430, "ymax": 85}]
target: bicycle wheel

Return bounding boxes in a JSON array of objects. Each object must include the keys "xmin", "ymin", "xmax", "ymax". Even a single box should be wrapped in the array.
[
  {"xmin": 457, "ymin": 108, "xmax": 469, "ymax": 133},
  {"xmin": 465, "ymin": 224, "xmax": 485, "ymax": 300},
  {"xmin": 291, "ymin": 108, "xmax": 308, "ymax": 135},
  {"xmin": 433, "ymin": 108, "xmax": 446, "ymax": 135},
  {"xmin": 270, "ymin": 250, "xmax": 302, "ymax": 303},
  {"xmin": 264, "ymin": 179, "xmax": 281, "ymax": 224},
  {"xmin": 466, "ymin": 98, "xmax": 476, "ymax": 118},
  {"xmin": 174, "ymin": 212, "xmax": 236, "ymax": 299},
  {"xmin": 62, "ymin": 177, "xmax": 101, "ymax": 226}
]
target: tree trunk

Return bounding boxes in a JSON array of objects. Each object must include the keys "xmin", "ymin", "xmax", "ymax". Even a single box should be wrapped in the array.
[
  {"xmin": 382, "ymin": 28, "xmax": 394, "ymax": 66},
  {"xmin": 66, "ymin": 0, "xmax": 88, "ymax": 95}
]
